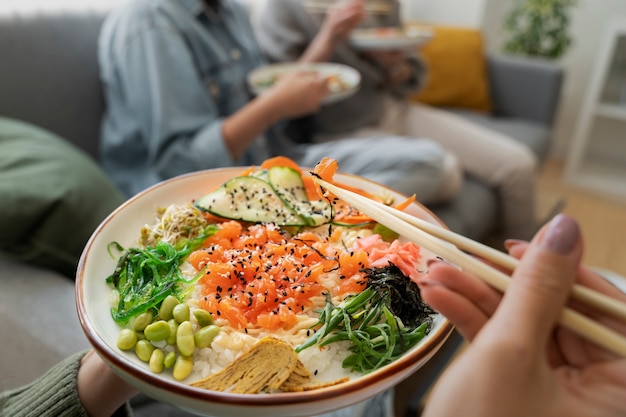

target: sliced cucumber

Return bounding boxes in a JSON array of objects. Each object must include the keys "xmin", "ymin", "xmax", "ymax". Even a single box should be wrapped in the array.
[
  {"xmin": 332, "ymin": 220, "xmax": 376, "ymax": 228},
  {"xmin": 250, "ymin": 168, "xmax": 269, "ymax": 181},
  {"xmin": 194, "ymin": 176, "xmax": 307, "ymax": 226},
  {"xmin": 267, "ymin": 166, "xmax": 332, "ymax": 226},
  {"xmin": 373, "ymin": 223, "xmax": 399, "ymax": 241},
  {"xmin": 267, "ymin": 166, "xmax": 308, "ymax": 202},
  {"xmin": 194, "ymin": 167, "xmax": 333, "ymax": 227}
]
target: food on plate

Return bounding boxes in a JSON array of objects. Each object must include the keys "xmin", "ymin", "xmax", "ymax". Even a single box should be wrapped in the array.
[
  {"xmin": 254, "ymin": 69, "xmax": 351, "ymax": 94},
  {"xmin": 104, "ymin": 156, "xmax": 437, "ymax": 392},
  {"xmin": 371, "ymin": 27, "xmax": 403, "ymax": 38},
  {"xmin": 354, "ymin": 27, "xmax": 404, "ymax": 38},
  {"xmin": 353, "ymin": 26, "xmax": 428, "ymax": 39}
]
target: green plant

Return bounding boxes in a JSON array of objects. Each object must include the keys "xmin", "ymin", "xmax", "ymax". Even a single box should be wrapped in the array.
[{"xmin": 503, "ymin": 0, "xmax": 577, "ymax": 59}]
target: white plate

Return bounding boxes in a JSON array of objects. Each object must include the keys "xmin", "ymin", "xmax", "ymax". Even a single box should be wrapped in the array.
[
  {"xmin": 247, "ymin": 62, "xmax": 361, "ymax": 105},
  {"xmin": 76, "ymin": 168, "xmax": 453, "ymax": 417},
  {"xmin": 349, "ymin": 27, "xmax": 433, "ymax": 50},
  {"xmin": 304, "ymin": 0, "xmax": 391, "ymax": 15}
]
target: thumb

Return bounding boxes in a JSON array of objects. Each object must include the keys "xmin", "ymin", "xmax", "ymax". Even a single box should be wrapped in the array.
[{"xmin": 488, "ymin": 214, "xmax": 583, "ymax": 347}]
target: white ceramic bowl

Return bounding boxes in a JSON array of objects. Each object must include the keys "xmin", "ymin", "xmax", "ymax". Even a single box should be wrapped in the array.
[
  {"xmin": 76, "ymin": 168, "xmax": 454, "ymax": 417},
  {"xmin": 247, "ymin": 62, "xmax": 361, "ymax": 105}
]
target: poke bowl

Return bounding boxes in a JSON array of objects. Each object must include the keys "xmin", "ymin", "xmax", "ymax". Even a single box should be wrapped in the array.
[{"xmin": 76, "ymin": 158, "xmax": 454, "ymax": 417}]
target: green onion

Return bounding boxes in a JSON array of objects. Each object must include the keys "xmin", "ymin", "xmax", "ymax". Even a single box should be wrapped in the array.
[{"xmin": 295, "ymin": 264, "xmax": 434, "ymax": 373}]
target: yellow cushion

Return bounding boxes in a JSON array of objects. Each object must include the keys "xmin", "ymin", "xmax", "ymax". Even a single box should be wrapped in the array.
[{"xmin": 411, "ymin": 25, "xmax": 492, "ymax": 113}]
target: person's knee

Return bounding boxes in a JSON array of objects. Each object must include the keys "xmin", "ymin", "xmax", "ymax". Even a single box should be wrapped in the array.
[
  {"xmin": 491, "ymin": 145, "xmax": 538, "ymax": 188},
  {"xmin": 430, "ymin": 152, "xmax": 463, "ymax": 204},
  {"xmin": 509, "ymin": 146, "xmax": 539, "ymax": 177}
]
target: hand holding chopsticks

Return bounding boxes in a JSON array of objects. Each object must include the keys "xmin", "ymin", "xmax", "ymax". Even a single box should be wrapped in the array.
[
  {"xmin": 325, "ymin": 186, "xmax": 626, "ymax": 322},
  {"xmin": 315, "ymin": 178, "xmax": 626, "ymax": 357},
  {"xmin": 420, "ymin": 215, "xmax": 626, "ymax": 417}
]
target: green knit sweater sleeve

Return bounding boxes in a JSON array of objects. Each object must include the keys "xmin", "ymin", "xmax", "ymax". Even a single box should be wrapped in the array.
[{"xmin": 0, "ymin": 350, "xmax": 132, "ymax": 417}]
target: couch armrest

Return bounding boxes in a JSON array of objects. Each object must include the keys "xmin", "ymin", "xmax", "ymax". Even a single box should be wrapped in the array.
[{"xmin": 487, "ymin": 54, "xmax": 564, "ymax": 126}]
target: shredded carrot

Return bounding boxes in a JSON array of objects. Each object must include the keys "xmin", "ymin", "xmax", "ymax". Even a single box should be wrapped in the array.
[
  {"xmin": 302, "ymin": 175, "xmax": 322, "ymax": 201},
  {"xmin": 259, "ymin": 156, "xmax": 302, "ymax": 174},
  {"xmin": 334, "ymin": 213, "xmax": 374, "ymax": 224},
  {"xmin": 394, "ymin": 194, "xmax": 416, "ymax": 211},
  {"xmin": 238, "ymin": 166, "xmax": 256, "ymax": 177}
]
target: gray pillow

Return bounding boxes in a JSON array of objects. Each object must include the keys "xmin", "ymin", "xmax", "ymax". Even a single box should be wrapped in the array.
[{"xmin": 0, "ymin": 117, "xmax": 125, "ymax": 278}]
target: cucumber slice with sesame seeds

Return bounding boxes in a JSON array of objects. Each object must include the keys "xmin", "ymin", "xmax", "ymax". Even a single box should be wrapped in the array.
[
  {"xmin": 267, "ymin": 166, "xmax": 332, "ymax": 226},
  {"xmin": 194, "ymin": 176, "xmax": 308, "ymax": 226},
  {"xmin": 194, "ymin": 167, "xmax": 334, "ymax": 227}
]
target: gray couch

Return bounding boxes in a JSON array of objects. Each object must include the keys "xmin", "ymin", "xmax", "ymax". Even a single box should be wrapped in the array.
[
  {"xmin": 431, "ymin": 54, "xmax": 564, "ymax": 239},
  {"xmin": 0, "ymin": 3, "xmax": 563, "ymax": 416}
]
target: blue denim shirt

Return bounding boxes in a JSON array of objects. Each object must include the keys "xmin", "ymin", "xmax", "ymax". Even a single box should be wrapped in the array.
[{"xmin": 99, "ymin": 0, "xmax": 275, "ymax": 196}]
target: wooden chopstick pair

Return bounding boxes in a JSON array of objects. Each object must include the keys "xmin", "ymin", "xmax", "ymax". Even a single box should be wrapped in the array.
[{"xmin": 315, "ymin": 178, "xmax": 626, "ymax": 357}]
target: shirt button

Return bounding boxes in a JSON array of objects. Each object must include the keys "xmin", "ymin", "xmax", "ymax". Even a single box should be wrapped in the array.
[
  {"xmin": 208, "ymin": 82, "xmax": 220, "ymax": 98},
  {"xmin": 230, "ymin": 49, "xmax": 241, "ymax": 60}
]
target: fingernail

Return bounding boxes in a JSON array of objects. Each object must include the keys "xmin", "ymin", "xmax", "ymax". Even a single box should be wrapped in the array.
[
  {"xmin": 426, "ymin": 258, "xmax": 445, "ymax": 268},
  {"xmin": 540, "ymin": 214, "xmax": 580, "ymax": 254},
  {"xmin": 504, "ymin": 239, "xmax": 525, "ymax": 250}
]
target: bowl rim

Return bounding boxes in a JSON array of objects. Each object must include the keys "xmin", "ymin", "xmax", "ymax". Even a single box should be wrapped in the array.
[{"xmin": 75, "ymin": 167, "xmax": 455, "ymax": 408}]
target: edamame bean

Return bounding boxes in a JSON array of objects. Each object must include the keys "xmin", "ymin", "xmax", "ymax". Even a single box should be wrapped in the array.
[
  {"xmin": 176, "ymin": 321, "xmax": 195, "ymax": 357},
  {"xmin": 163, "ymin": 351, "xmax": 176, "ymax": 369},
  {"xmin": 135, "ymin": 339, "xmax": 155, "ymax": 362},
  {"xmin": 149, "ymin": 348, "xmax": 165, "ymax": 374},
  {"xmin": 117, "ymin": 328, "xmax": 137, "ymax": 351},
  {"xmin": 172, "ymin": 355, "xmax": 193, "ymax": 381},
  {"xmin": 133, "ymin": 310, "xmax": 154, "ymax": 332},
  {"xmin": 166, "ymin": 319, "xmax": 179, "ymax": 346},
  {"xmin": 172, "ymin": 303, "xmax": 190, "ymax": 323},
  {"xmin": 194, "ymin": 325, "xmax": 220, "ymax": 349},
  {"xmin": 144, "ymin": 320, "xmax": 170, "ymax": 342},
  {"xmin": 159, "ymin": 295, "xmax": 179, "ymax": 321},
  {"xmin": 192, "ymin": 308, "xmax": 214, "ymax": 327}
]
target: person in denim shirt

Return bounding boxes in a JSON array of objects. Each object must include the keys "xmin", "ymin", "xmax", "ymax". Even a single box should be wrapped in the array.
[{"xmin": 98, "ymin": 0, "xmax": 461, "ymax": 204}]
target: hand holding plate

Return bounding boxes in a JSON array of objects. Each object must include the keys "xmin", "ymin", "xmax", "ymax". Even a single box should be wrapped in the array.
[{"xmin": 266, "ymin": 70, "xmax": 328, "ymax": 118}]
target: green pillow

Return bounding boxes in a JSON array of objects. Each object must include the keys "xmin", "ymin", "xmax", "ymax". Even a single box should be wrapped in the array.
[{"xmin": 0, "ymin": 117, "xmax": 125, "ymax": 278}]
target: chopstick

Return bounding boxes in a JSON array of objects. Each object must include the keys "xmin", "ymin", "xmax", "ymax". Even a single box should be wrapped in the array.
[{"xmin": 315, "ymin": 178, "xmax": 626, "ymax": 357}]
